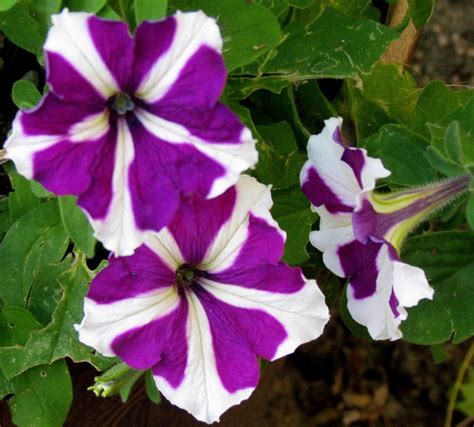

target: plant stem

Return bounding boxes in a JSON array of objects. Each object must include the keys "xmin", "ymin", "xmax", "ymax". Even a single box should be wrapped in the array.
[
  {"xmin": 445, "ymin": 343, "xmax": 474, "ymax": 427},
  {"xmin": 0, "ymin": 149, "xmax": 8, "ymax": 165}
]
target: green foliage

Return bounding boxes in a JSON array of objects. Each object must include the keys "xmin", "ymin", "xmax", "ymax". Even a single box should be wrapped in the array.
[
  {"xmin": 6, "ymin": 360, "xmax": 72, "ymax": 427},
  {"xmin": 263, "ymin": 8, "xmax": 397, "ymax": 80},
  {"xmin": 108, "ymin": 0, "xmax": 135, "ymax": 27},
  {"xmin": 294, "ymin": 0, "xmax": 379, "ymax": 26},
  {"xmin": 430, "ymin": 344, "xmax": 448, "ymax": 364},
  {"xmin": 63, "ymin": 0, "xmax": 107, "ymax": 12},
  {"xmin": 466, "ymin": 195, "xmax": 474, "ymax": 230},
  {"xmin": 362, "ymin": 124, "xmax": 437, "ymax": 186},
  {"xmin": 145, "ymin": 370, "xmax": 161, "ymax": 404},
  {"xmin": 413, "ymin": 81, "xmax": 474, "ymax": 137},
  {"xmin": 12, "ymin": 80, "xmax": 42, "ymax": 109},
  {"xmin": 0, "ymin": 256, "xmax": 113, "ymax": 379},
  {"xmin": 345, "ymin": 63, "xmax": 419, "ymax": 141},
  {"xmin": 135, "ymin": 0, "xmax": 167, "ymax": 22},
  {"xmin": 0, "ymin": 0, "xmax": 60, "ymax": 57},
  {"xmin": 0, "ymin": 0, "xmax": 16, "ymax": 12},
  {"xmin": 401, "ymin": 232, "xmax": 474, "ymax": 344},
  {"xmin": 402, "ymin": 0, "xmax": 435, "ymax": 29},
  {"xmin": 458, "ymin": 368, "xmax": 474, "ymax": 416},
  {"xmin": 271, "ymin": 186, "xmax": 315, "ymax": 265},
  {"xmin": 58, "ymin": 196, "xmax": 96, "ymax": 258},
  {"xmin": 254, "ymin": 121, "xmax": 305, "ymax": 189},
  {"xmin": 0, "ymin": 200, "xmax": 69, "ymax": 307},
  {"xmin": 6, "ymin": 164, "xmax": 42, "ymax": 221}
]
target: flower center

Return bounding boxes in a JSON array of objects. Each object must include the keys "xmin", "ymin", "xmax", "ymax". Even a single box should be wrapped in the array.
[
  {"xmin": 175, "ymin": 264, "xmax": 198, "ymax": 293},
  {"xmin": 110, "ymin": 92, "xmax": 135, "ymax": 115}
]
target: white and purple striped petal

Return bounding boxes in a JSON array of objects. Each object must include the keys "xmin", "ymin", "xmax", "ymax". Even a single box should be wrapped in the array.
[
  {"xmin": 77, "ymin": 176, "xmax": 329, "ymax": 423},
  {"xmin": 299, "ymin": 117, "xmax": 390, "ymax": 215},
  {"xmin": 5, "ymin": 10, "xmax": 257, "ymax": 256},
  {"xmin": 340, "ymin": 239, "xmax": 433, "ymax": 340}
]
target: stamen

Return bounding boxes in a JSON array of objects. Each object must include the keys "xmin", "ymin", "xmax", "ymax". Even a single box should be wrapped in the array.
[
  {"xmin": 110, "ymin": 92, "xmax": 135, "ymax": 115},
  {"xmin": 175, "ymin": 264, "xmax": 197, "ymax": 292}
]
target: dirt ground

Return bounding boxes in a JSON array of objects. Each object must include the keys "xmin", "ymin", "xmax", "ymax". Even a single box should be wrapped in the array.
[
  {"xmin": 412, "ymin": 0, "xmax": 474, "ymax": 86},
  {"xmin": 0, "ymin": 0, "xmax": 473, "ymax": 425}
]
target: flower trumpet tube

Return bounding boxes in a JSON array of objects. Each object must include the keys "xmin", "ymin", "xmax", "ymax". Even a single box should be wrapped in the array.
[
  {"xmin": 5, "ymin": 10, "xmax": 257, "ymax": 256},
  {"xmin": 76, "ymin": 175, "xmax": 329, "ymax": 423},
  {"xmin": 300, "ymin": 117, "xmax": 470, "ymax": 340}
]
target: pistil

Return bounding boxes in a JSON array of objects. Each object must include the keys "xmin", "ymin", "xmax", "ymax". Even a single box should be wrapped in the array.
[
  {"xmin": 110, "ymin": 92, "xmax": 135, "ymax": 115},
  {"xmin": 175, "ymin": 264, "xmax": 197, "ymax": 293}
]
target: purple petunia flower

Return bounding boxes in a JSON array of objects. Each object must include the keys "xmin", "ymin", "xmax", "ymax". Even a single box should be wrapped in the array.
[
  {"xmin": 300, "ymin": 117, "xmax": 445, "ymax": 340},
  {"xmin": 5, "ymin": 10, "xmax": 257, "ymax": 255},
  {"xmin": 76, "ymin": 175, "xmax": 329, "ymax": 423}
]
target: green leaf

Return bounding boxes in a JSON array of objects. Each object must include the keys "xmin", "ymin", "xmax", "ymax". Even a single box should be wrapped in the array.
[
  {"xmin": 345, "ymin": 79, "xmax": 390, "ymax": 142},
  {"xmin": 96, "ymin": 4, "xmax": 121, "ymax": 19},
  {"xmin": 430, "ymin": 344, "xmax": 447, "ymax": 364},
  {"xmin": 345, "ymin": 64, "xmax": 419, "ymax": 141},
  {"xmin": 264, "ymin": 8, "xmax": 397, "ymax": 80},
  {"xmin": 466, "ymin": 194, "xmax": 474, "ymax": 230},
  {"xmin": 5, "ymin": 163, "xmax": 41, "ymax": 222},
  {"xmin": 108, "ymin": 0, "xmax": 135, "ymax": 27},
  {"xmin": 0, "ymin": 200, "xmax": 69, "ymax": 308},
  {"xmin": 226, "ymin": 76, "xmax": 289, "ymax": 99},
  {"xmin": 250, "ymin": 85, "xmax": 310, "ymax": 147},
  {"xmin": 0, "ymin": 305, "xmax": 42, "ymax": 346},
  {"xmin": 444, "ymin": 121, "xmax": 464, "ymax": 164},
  {"xmin": 428, "ymin": 99, "xmax": 474, "ymax": 169},
  {"xmin": 0, "ymin": 257, "xmax": 113, "ymax": 379},
  {"xmin": 62, "ymin": 0, "xmax": 106, "ymax": 12},
  {"xmin": 271, "ymin": 185, "xmax": 315, "ymax": 265},
  {"xmin": 362, "ymin": 124, "xmax": 437, "ymax": 186},
  {"xmin": 414, "ymin": 81, "xmax": 474, "ymax": 138},
  {"xmin": 0, "ymin": 369, "xmax": 15, "ymax": 400},
  {"xmin": 28, "ymin": 256, "xmax": 72, "ymax": 326},
  {"xmin": 171, "ymin": 0, "xmax": 281, "ymax": 71},
  {"xmin": 58, "ymin": 196, "xmax": 96, "ymax": 258},
  {"xmin": 407, "ymin": 0, "xmax": 435, "ymax": 28},
  {"xmin": 254, "ymin": 121, "xmax": 305, "ymax": 189},
  {"xmin": 359, "ymin": 64, "xmax": 419, "ymax": 125},
  {"xmin": 145, "ymin": 370, "xmax": 161, "ymax": 404},
  {"xmin": 0, "ymin": 0, "xmax": 16, "ymax": 12},
  {"xmin": 288, "ymin": 0, "xmax": 313, "ymax": 7},
  {"xmin": 0, "ymin": 0, "xmax": 60, "ymax": 57},
  {"xmin": 255, "ymin": 0, "xmax": 289, "ymax": 17},
  {"xmin": 425, "ymin": 146, "xmax": 466, "ymax": 178},
  {"xmin": 294, "ymin": 80, "xmax": 337, "ymax": 134},
  {"xmin": 8, "ymin": 360, "xmax": 72, "ymax": 427},
  {"xmin": 12, "ymin": 80, "xmax": 42, "ymax": 109},
  {"xmin": 135, "ymin": 0, "xmax": 167, "ymax": 23},
  {"xmin": 458, "ymin": 368, "xmax": 474, "ymax": 416},
  {"xmin": 401, "ymin": 232, "xmax": 474, "ymax": 344},
  {"xmin": 30, "ymin": 180, "xmax": 54, "ymax": 199},
  {"xmin": 0, "ymin": 197, "xmax": 12, "ymax": 240},
  {"xmin": 295, "ymin": 0, "xmax": 379, "ymax": 26},
  {"xmin": 118, "ymin": 370, "xmax": 143, "ymax": 403}
]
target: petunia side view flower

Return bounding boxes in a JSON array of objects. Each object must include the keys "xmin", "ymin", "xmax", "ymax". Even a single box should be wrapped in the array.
[
  {"xmin": 5, "ymin": 10, "xmax": 257, "ymax": 256},
  {"xmin": 300, "ymin": 117, "xmax": 470, "ymax": 340},
  {"xmin": 76, "ymin": 175, "xmax": 330, "ymax": 423}
]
